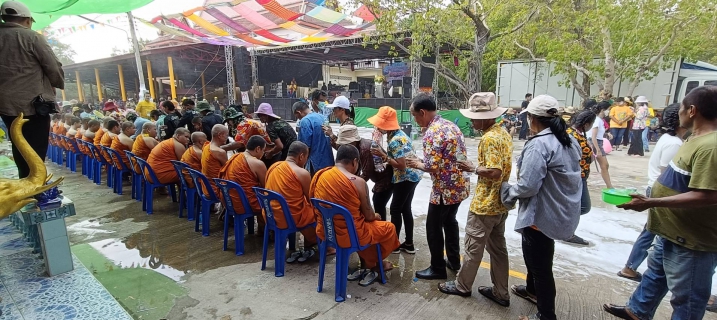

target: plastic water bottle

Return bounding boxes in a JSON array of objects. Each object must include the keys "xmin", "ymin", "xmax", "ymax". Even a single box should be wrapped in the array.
[
  {"xmin": 371, "ymin": 141, "xmax": 385, "ymax": 172},
  {"xmin": 456, "ymin": 151, "xmax": 471, "ymax": 181}
]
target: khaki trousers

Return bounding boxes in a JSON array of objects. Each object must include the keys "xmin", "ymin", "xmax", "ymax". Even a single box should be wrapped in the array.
[{"xmin": 455, "ymin": 212, "xmax": 510, "ymax": 300}]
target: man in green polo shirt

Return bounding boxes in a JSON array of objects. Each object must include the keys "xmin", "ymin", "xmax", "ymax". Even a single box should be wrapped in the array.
[{"xmin": 603, "ymin": 85, "xmax": 717, "ymax": 320}]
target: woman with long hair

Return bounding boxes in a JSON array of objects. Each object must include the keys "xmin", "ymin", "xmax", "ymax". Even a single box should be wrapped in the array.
[
  {"xmin": 502, "ymin": 95, "xmax": 583, "ymax": 320},
  {"xmin": 627, "ymin": 96, "xmax": 649, "ymax": 157},
  {"xmin": 563, "ymin": 110, "xmax": 597, "ymax": 245},
  {"xmin": 587, "ymin": 100, "xmax": 614, "ymax": 189}
]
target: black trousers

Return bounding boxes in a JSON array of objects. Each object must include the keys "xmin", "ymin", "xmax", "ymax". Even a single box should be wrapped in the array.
[
  {"xmin": 519, "ymin": 123, "xmax": 529, "ymax": 140},
  {"xmin": 426, "ymin": 198, "xmax": 461, "ymax": 270},
  {"xmin": 522, "ymin": 227, "xmax": 557, "ymax": 320},
  {"xmin": 372, "ymin": 186, "xmax": 393, "ymax": 221},
  {"xmin": 1, "ymin": 114, "xmax": 50, "ymax": 179},
  {"xmin": 390, "ymin": 180, "xmax": 418, "ymax": 244}
]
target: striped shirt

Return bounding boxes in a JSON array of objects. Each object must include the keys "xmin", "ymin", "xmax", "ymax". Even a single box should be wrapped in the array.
[{"xmin": 501, "ymin": 128, "xmax": 582, "ymax": 240}]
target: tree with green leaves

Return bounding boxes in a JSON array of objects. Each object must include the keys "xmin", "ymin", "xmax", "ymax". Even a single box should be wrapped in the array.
[
  {"xmin": 358, "ymin": 0, "xmax": 551, "ymax": 97},
  {"xmin": 514, "ymin": 0, "xmax": 717, "ymax": 100},
  {"xmin": 46, "ymin": 35, "xmax": 76, "ymax": 66}
]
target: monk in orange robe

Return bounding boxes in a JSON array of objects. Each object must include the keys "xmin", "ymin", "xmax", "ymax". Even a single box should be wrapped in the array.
[
  {"xmin": 201, "ymin": 124, "xmax": 229, "ymax": 199},
  {"xmin": 264, "ymin": 141, "xmax": 321, "ymax": 257},
  {"xmin": 81, "ymin": 120, "xmax": 100, "ymax": 155},
  {"xmin": 100, "ymin": 119, "xmax": 120, "ymax": 163},
  {"xmin": 147, "ymin": 128, "xmax": 189, "ymax": 184},
  {"xmin": 93, "ymin": 118, "xmax": 107, "ymax": 148},
  {"xmin": 64, "ymin": 117, "xmax": 81, "ymax": 153},
  {"xmin": 110, "ymin": 121, "xmax": 136, "ymax": 168},
  {"xmin": 219, "ymin": 135, "xmax": 267, "ymax": 229},
  {"xmin": 180, "ymin": 132, "xmax": 207, "ymax": 188},
  {"xmin": 310, "ymin": 144, "xmax": 399, "ymax": 283}
]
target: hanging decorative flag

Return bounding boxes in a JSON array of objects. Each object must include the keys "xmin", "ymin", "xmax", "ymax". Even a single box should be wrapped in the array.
[{"xmin": 90, "ymin": 24, "xmax": 95, "ymax": 29}]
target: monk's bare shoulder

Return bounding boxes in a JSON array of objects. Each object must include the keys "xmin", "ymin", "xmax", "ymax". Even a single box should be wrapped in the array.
[
  {"xmin": 290, "ymin": 164, "xmax": 310, "ymax": 179},
  {"xmin": 246, "ymin": 156, "xmax": 266, "ymax": 170},
  {"xmin": 210, "ymin": 147, "xmax": 227, "ymax": 157}
]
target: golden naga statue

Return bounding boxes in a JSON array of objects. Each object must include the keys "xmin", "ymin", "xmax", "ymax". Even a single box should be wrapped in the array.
[{"xmin": 0, "ymin": 113, "xmax": 63, "ymax": 219}]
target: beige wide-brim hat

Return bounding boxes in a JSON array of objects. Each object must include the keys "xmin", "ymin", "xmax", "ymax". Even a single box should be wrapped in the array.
[
  {"xmin": 336, "ymin": 125, "xmax": 362, "ymax": 145},
  {"xmin": 459, "ymin": 92, "xmax": 507, "ymax": 120}
]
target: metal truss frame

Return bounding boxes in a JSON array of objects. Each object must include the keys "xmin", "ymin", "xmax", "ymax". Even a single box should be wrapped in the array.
[{"xmin": 225, "ymin": 45, "xmax": 235, "ymax": 105}]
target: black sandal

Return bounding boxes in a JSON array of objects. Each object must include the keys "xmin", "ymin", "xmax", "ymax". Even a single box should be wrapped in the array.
[
  {"xmin": 617, "ymin": 270, "xmax": 642, "ymax": 282},
  {"xmin": 286, "ymin": 251, "xmax": 302, "ymax": 263},
  {"xmin": 510, "ymin": 285, "xmax": 537, "ymax": 304},
  {"xmin": 603, "ymin": 304, "xmax": 638, "ymax": 320},
  {"xmin": 438, "ymin": 281, "xmax": 472, "ymax": 297},
  {"xmin": 348, "ymin": 269, "xmax": 368, "ymax": 281}
]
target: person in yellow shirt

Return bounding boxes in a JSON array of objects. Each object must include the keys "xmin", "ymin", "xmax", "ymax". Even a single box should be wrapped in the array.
[
  {"xmin": 608, "ymin": 97, "xmax": 634, "ymax": 151},
  {"xmin": 135, "ymin": 92, "xmax": 156, "ymax": 119}
]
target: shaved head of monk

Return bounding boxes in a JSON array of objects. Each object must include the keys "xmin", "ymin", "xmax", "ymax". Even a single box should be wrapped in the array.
[
  {"xmin": 142, "ymin": 122, "xmax": 157, "ymax": 138},
  {"xmin": 287, "ymin": 141, "xmax": 309, "ymax": 168},
  {"xmin": 106, "ymin": 120, "xmax": 121, "ymax": 134},
  {"xmin": 174, "ymin": 128, "xmax": 191, "ymax": 146},
  {"xmin": 336, "ymin": 144, "xmax": 360, "ymax": 174},
  {"xmin": 190, "ymin": 132, "xmax": 207, "ymax": 147},
  {"xmin": 247, "ymin": 135, "xmax": 267, "ymax": 155},
  {"xmin": 211, "ymin": 124, "xmax": 229, "ymax": 142},
  {"xmin": 121, "ymin": 121, "xmax": 136, "ymax": 136}
]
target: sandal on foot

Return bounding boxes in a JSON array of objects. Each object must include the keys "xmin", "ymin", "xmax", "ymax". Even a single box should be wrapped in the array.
[
  {"xmin": 286, "ymin": 251, "xmax": 302, "ymax": 263},
  {"xmin": 478, "ymin": 286, "xmax": 510, "ymax": 307},
  {"xmin": 707, "ymin": 295, "xmax": 716, "ymax": 312},
  {"xmin": 617, "ymin": 270, "xmax": 642, "ymax": 282},
  {"xmin": 359, "ymin": 271, "xmax": 379, "ymax": 287},
  {"xmin": 348, "ymin": 269, "xmax": 368, "ymax": 281},
  {"xmin": 511, "ymin": 285, "xmax": 537, "ymax": 305},
  {"xmin": 297, "ymin": 248, "xmax": 316, "ymax": 263},
  {"xmin": 603, "ymin": 304, "xmax": 639, "ymax": 320},
  {"xmin": 438, "ymin": 281, "xmax": 472, "ymax": 297}
]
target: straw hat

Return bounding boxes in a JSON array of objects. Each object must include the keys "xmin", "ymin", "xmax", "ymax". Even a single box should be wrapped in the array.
[
  {"xmin": 336, "ymin": 125, "xmax": 362, "ymax": 145},
  {"xmin": 460, "ymin": 92, "xmax": 507, "ymax": 120},
  {"xmin": 367, "ymin": 106, "xmax": 400, "ymax": 130}
]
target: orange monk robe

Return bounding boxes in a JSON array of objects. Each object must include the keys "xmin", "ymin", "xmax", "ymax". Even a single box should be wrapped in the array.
[
  {"xmin": 200, "ymin": 142, "xmax": 223, "ymax": 197},
  {"xmin": 81, "ymin": 134, "xmax": 94, "ymax": 156},
  {"xmin": 110, "ymin": 136, "xmax": 131, "ymax": 168},
  {"xmin": 310, "ymin": 167, "xmax": 399, "ymax": 268},
  {"xmin": 93, "ymin": 129, "xmax": 105, "ymax": 147},
  {"xmin": 147, "ymin": 138, "xmax": 181, "ymax": 184},
  {"xmin": 57, "ymin": 126, "xmax": 68, "ymax": 149},
  {"xmin": 180, "ymin": 147, "xmax": 202, "ymax": 188},
  {"xmin": 219, "ymin": 153, "xmax": 261, "ymax": 215},
  {"xmin": 100, "ymin": 132, "xmax": 114, "ymax": 162},
  {"xmin": 264, "ymin": 161, "xmax": 316, "ymax": 244},
  {"xmin": 131, "ymin": 134, "xmax": 152, "ymax": 173}
]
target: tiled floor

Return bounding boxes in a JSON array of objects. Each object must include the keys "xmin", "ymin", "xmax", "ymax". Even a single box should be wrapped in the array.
[{"xmin": 0, "ymin": 219, "xmax": 131, "ymax": 320}]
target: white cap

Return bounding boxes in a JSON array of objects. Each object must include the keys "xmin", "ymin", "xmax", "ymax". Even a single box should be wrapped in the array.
[
  {"xmin": 327, "ymin": 95, "xmax": 351, "ymax": 110},
  {"xmin": 635, "ymin": 96, "xmax": 649, "ymax": 104},
  {"xmin": 521, "ymin": 95, "xmax": 563, "ymax": 118},
  {"xmin": 1, "ymin": 1, "xmax": 34, "ymax": 21}
]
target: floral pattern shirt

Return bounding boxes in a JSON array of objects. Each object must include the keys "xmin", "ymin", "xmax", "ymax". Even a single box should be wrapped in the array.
[
  {"xmin": 235, "ymin": 118, "xmax": 271, "ymax": 145},
  {"xmin": 387, "ymin": 130, "xmax": 422, "ymax": 184},
  {"xmin": 422, "ymin": 115, "xmax": 470, "ymax": 205},
  {"xmin": 567, "ymin": 127, "xmax": 593, "ymax": 179},
  {"xmin": 469, "ymin": 123, "xmax": 512, "ymax": 215}
]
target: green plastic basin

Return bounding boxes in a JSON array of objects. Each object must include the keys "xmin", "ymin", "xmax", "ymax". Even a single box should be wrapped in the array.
[{"xmin": 602, "ymin": 188, "xmax": 636, "ymax": 205}]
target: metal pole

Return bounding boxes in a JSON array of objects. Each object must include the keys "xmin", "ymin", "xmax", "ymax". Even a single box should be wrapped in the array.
[
  {"xmin": 75, "ymin": 71, "xmax": 83, "ymax": 102},
  {"xmin": 94, "ymin": 68, "xmax": 103, "ymax": 101},
  {"xmin": 126, "ymin": 11, "xmax": 146, "ymax": 92},
  {"xmin": 225, "ymin": 45, "xmax": 236, "ymax": 105}
]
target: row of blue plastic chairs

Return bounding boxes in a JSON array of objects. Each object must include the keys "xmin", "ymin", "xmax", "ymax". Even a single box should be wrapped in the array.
[{"xmin": 46, "ymin": 132, "xmax": 387, "ymax": 302}]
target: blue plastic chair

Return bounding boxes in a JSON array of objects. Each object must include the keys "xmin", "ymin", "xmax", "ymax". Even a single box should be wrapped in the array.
[
  {"xmin": 185, "ymin": 168, "xmax": 219, "ymax": 236},
  {"xmin": 50, "ymin": 133, "xmax": 63, "ymax": 166},
  {"xmin": 75, "ymin": 140, "xmax": 89, "ymax": 178},
  {"xmin": 124, "ymin": 151, "xmax": 143, "ymax": 202},
  {"xmin": 82, "ymin": 140, "xmax": 95, "ymax": 181},
  {"xmin": 170, "ymin": 160, "xmax": 197, "ymax": 220},
  {"xmin": 99, "ymin": 146, "xmax": 118, "ymax": 190},
  {"xmin": 254, "ymin": 187, "xmax": 317, "ymax": 277},
  {"xmin": 62, "ymin": 136, "xmax": 74, "ymax": 170},
  {"xmin": 214, "ymin": 179, "xmax": 257, "ymax": 255},
  {"xmin": 311, "ymin": 198, "xmax": 387, "ymax": 302},
  {"xmin": 104, "ymin": 147, "xmax": 132, "ymax": 195},
  {"xmin": 134, "ymin": 157, "xmax": 177, "ymax": 214},
  {"xmin": 86, "ymin": 143, "xmax": 110, "ymax": 186}
]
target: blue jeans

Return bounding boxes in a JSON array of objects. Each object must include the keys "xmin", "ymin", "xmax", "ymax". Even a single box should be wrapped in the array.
[
  {"xmin": 642, "ymin": 127, "xmax": 650, "ymax": 151},
  {"xmin": 627, "ymin": 237, "xmax": 717, "ymax": 320},
  {"xmin": 610, "ymin": 128, "xmax": 627, "ymax": 147},
  {"xmin": 580, "ymin": 178, "xmax": 591, "ymax": 215},
  {"xmin": 625, "ymin": 187, "xmax": 654, "ymax": 271}
]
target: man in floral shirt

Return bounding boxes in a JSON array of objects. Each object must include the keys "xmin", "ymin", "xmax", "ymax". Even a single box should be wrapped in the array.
[{"xmin": 407, "ymin": 94, "xmax": 470, "ymax": 280}]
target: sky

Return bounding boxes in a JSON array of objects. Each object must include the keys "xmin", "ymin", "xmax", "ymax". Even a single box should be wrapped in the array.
[{"xmin": 48, "ymin": 0, "xmax": 204, "ymax": 63}]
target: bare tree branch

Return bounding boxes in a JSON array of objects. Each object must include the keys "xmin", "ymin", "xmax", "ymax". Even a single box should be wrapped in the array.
[
  {"xmin": 489, "ymin": 8, "xmax": 539, "ymax": 41},
  {"xmin": 514, "ymin": 40, "xmax": 545, "ymax": 61}
]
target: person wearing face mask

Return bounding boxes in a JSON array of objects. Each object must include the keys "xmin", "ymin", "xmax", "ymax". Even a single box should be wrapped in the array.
[
  {"xmin": 586, "ymin": 100, "xmax": 614, "ymax": 189},
  {"xmin": 135, "ymin": 92, "xmax": 156, "ymax": 120},
  {"xmin": 501, "ymin": 95, "xmax": 582, "ymax": 320},
  {"xmin": 310, "ymin": 89, "xmax": 331, "ymax": 121}
]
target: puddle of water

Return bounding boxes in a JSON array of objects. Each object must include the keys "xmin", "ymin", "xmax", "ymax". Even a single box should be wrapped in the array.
[
  {"xmin": 89, "ymin": 238, "xmax": 186, "ymax": 282},
  {"xmin": 68, "ymin": 219, "xmax": 116, "ymax": 236}
]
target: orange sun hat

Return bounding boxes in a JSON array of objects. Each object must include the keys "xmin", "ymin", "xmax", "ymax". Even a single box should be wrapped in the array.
[{"xmin": 367, "ymin": 106, "xmax": 400, "ymax": 130}]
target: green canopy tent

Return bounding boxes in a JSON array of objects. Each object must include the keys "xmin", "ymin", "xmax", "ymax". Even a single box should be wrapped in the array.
[{"xmin": 6, "ymin": 0, "xmax": 154, "ymax": 30}]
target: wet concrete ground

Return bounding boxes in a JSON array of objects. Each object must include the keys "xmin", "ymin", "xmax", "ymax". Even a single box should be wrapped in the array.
[{"xmin": 53, "ymin": 137, "xmax": 717, "ymax": 320}]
